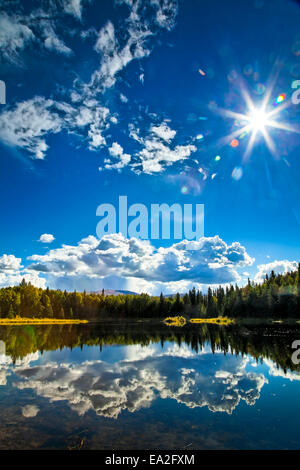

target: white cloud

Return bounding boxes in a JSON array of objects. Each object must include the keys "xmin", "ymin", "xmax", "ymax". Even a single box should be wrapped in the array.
[
  {"xmin": 38, "ymin": 233, "xmax": 55, "ymax": 244},
  {"xmin": 90, "ymin": 19, "xmax": 151, "ymax": 92},
  {"xmin": 139, "ymin": 141, "xmax": 196, "ymax": 174},
  {"xmin": 150, "ymin": 0, "xmax": 178, "ymax": 30},
  {"xmin": 62, "ymin": 0, "xmax": 87, "ymax": 19},
  {"xmin": 129, "ymin": 122, "xmax": 196, "ymax": 174},
  {"xmin": 14, "ymin": 349, "xmax": 266, "ymax": 418},
  {"xmin": 102, "ymin": 142, "xmax": 131, "ymax": 171},
  {"xmin": 86, "ymin": 0, "xmax": 178, "ymax": 94},
  {"xmin": 120, "ymin": 93, "xmax": 128, "ymax": 103},
  {"xmin": 264, "ymin": 359, "xmax": 300, "ymax": 382},
  {"xmin": 0, "ymin": 253, "xmax": 45, "ymax": 288},
  {"xmin": 0, "ymin": 254, "xmax": 22, "ymax": 272},
  {"xmin": 0, "ymin": 0, "xmax": 179, "ymax": 166},
  {"xmin": 26, "ymin": 233, "xmax": 254, "ymax": 292},
  {"xmin": 0, "ymin": 97, "xmax": 63, "ymax": 159},
  {"xmin": 0, "ymin": 14, "xmax": 35, "ymax": 64},
  {"xmin": 44, "ymin": 30, "xmax": 73, "ymax": 56},
  {"xmin": 254, "ymin": 260, "xmax": 298, "ymax": 283},
  {"xmin": 0, "ymin": 96, "xmax": 112, "ymax": 159},
  {"xmin": 22, "ymin": 405, "xmax": 40, "ymax": 418},
  {"xmin": 151, "ymin": 122, "xmax": 176, "ymax": 142},
  {"xmin": 0, "ymin": 0, "xmax": 96, "ymax": 64},
  {"xmin": 0, "ymin": 271, "xmax": 46, "ymax": 289},
  {"xmin": 109, "ymin": 142, "xmax": 124, "ymax": 157},
  {"xmin": 0, "ymin": 7, "xmax": 75, "ymax": 64}
]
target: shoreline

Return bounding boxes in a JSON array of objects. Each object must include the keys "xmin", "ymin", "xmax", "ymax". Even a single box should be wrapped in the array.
[
  {"xmin": 0, "ymin": 318, "xmax": 88, "ymax": 325},
  {"xmin": 0, "ymin": 317, "xmax": 300, "ymax": 326}
]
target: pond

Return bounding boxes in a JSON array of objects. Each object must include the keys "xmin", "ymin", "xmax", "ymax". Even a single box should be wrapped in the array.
[{"xmin": 0, "ymin": 321, "xmax": 300, "ymax": 450}]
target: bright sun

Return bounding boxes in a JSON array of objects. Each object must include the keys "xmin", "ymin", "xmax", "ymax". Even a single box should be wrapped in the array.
[
  {"xmin": 216, "ymin": 79, "xmax": 300, "ymax": 162},
  {"xmin": 249, "ymin": 109, "xmax": 269, "ymax": 132}
]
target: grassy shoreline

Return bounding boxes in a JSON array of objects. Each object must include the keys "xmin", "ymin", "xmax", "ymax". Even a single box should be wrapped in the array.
[
  {"xmin": 1, "ymin": 316, "xmax": 300, "ymax": 327},
  {"xmin": 0, "ymin": 317, "xmax": 88, "ymax": 325}
]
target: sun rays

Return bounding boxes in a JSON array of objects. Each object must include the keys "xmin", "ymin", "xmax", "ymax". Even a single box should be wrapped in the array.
[{"xmin": 216, "ymin": 77, "xmax": 300, "ymax": 162}]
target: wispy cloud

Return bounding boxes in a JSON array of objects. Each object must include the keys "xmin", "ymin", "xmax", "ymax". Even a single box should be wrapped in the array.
[
  {"xmin": 0, "ymin": 0, "xmax": 179, "ymax": 169},
  {"xmin": 85, "ymin": 0, "xmax": 178, "ymax": 94},
  {"xmin": 43, "ymin": 28, "xmax": 73, "ymax": 56},
  {"xmin": 0, "ymin": 96, "xmax": 112, "ymax": 159},
  {"xmin": 0, "ymin": 14, "xmax": 35, "ymax": 65}
]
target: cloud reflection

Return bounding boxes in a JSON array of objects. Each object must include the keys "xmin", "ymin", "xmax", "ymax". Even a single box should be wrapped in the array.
[{"xmin": 12, "ymin": 345, "xmax": 267, "ymax": 419}]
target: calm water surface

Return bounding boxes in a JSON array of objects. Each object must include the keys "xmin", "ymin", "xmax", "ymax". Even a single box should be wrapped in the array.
[{"xmin": 0, "ymin": 321, "xmax": 300, "ymax": 450}]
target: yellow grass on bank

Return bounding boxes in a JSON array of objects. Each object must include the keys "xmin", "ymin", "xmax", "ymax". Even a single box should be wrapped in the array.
[
  {"xmin": 189, "ymin": 317, "xmax": 234, "ymax": 325},
  {"xmin": 0, "ymin": 317, "xmax": 88, "ymax": 325},
  {"xmin": 163, "ymin": 316, "xmax": 187, "ymax": 327}
]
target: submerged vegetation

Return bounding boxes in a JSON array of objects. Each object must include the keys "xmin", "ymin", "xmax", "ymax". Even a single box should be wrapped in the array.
[{"xmin": 0, "ymin": 264, "xmax": 299, "ymax": 320}]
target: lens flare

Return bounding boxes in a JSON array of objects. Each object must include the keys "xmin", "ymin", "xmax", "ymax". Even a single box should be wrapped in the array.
[
  {"xmin": 231, "ymin": 139, "xmax": 239, "ymax": 148},
  {"xmin": 181, "ymin": 186, "xmax": 188, "ymax": 194},
  {"xmin": 276, "ymin": 93, "xmax": 286, "ymax": 104},
  {"xmin": 215, "ymin": 75, "xmax": 300, "ymax": 162},
  {"xmin": 232, "ymin": 166, "xmax": 243, "ymax": 181}
]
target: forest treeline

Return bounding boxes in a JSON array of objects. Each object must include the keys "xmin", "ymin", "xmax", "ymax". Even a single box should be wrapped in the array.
[{"xmin": 0, "ymin": 264, "xmax": 299, "ymax": 319}]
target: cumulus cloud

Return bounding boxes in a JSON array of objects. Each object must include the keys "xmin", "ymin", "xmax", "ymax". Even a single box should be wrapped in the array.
[
  {"xmin": 26, "ymin": 233, "xmax": 254, "ymax": 292},
  {"xmin": 0, "ymin": 271, "xmax": 46, "ymax": 289},
  {"xmin": 38, "ymin": 233, "xmax": 55, "ymax": 244},
  {"xmin": 0, "ymin": 254, "xmax": 22, "ymax": 272},
  {"xmin": 151, "ymin": 122, "xmax": 176, "ymax": 143},
  {"xmin": 254, "ymin": 260, "xmax": 298, "ymax": 283},
  {"xmin": 0, "ymin": 253, "xmax": 45, "ymax": 288}
]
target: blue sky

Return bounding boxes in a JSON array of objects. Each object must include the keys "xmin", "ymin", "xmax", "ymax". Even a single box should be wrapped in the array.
[{"xmin": 0, "ymin": 0, "xmax": 300, "ymax": 294}]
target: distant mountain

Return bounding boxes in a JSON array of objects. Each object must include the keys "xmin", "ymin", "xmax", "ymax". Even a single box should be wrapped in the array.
[
  {"xmin": 165, "ymin": 293, "xmax": 184, "ymax": 298},
  {"xmin": 91, "ymin": 289, "xmax": 138, "ymax": 297}
]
